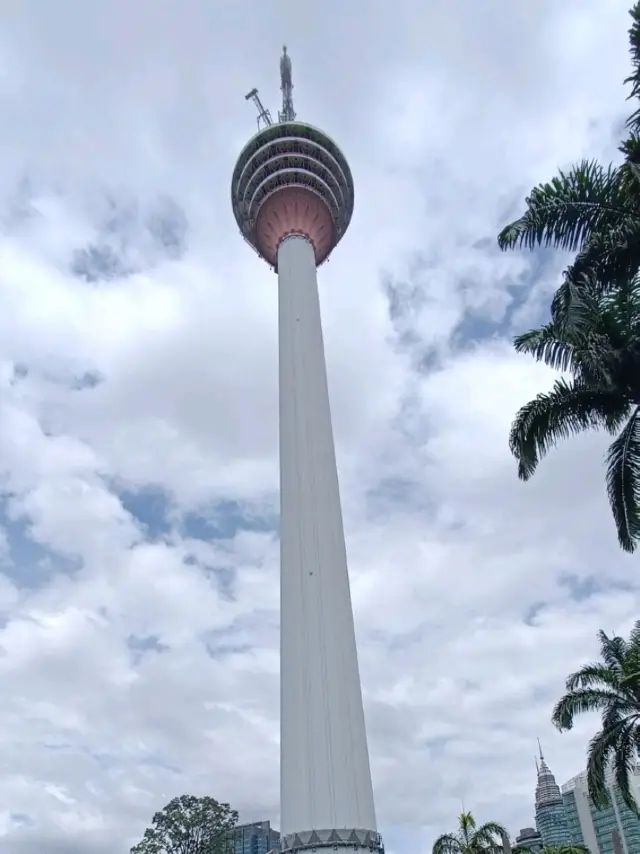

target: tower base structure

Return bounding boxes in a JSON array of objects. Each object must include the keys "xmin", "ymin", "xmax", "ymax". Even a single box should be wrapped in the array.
[
  {"xmin": 280, "ymin": 828, "xmax": 384, "ymax": 854},
  {"xmin": 278, "ymin": 234, "xmax": 382, "ymax": 854}
]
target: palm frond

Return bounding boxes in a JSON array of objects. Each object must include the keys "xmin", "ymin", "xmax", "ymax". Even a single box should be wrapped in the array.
[
  {"xmin": 471, "ymin": 823, "xmax": 507, "ymax": 847},
  {"xmin": 498, "ymin": 161, "xmax": 637, "ymax": 253},
  {"xmin": 627, "ymin": 618, "xmax": 640, "ymax": 651},
  {"xmin": 605, "ymin": 406, "xmax": 640, "ymax": 552},
  {"xmin": 549, "ymin": 267, "xmax": 606, "ymax": 332},
  {"xmin": 459, "ymin": 812, "xmax": 474, "ymax": 848},
  {"xmin": 586, "ymin": 718, "xmax": 637, "ymax": 809},
  {"xmin": 433, "ymin": 834, "xmax": 462, "ymax": 854},
  {"xmin": 598, "ymin": 631, "xmax": 629, "ymax": 674},
  {"xmin": 553, "ymin": 223, "xmax": 640, "ymax": 312},
  {"xmin": 550, "ymin": 266, "xmax": 598, "ymax": 327},
  {"xmin": 509, "ymin": 379, "xmax": 627, "ymax": 480},
  {"xmin": 586, "ymin": 726, "xmax": 618, "ymax": 809},
  {"xmin": 459, "ymin": 812, "xmax": 476, "ymax": 832},
  {"xmin": 625, "ymin": 159, "xmax": 640, "ymax": 188},
  {"xmin": 547, "ymin": 846, "xmax": 590, "ymax": 854},
  {"xmin": 552, "ymin": 687, "xmax": 630, "ymax": 731},
  {"xmin": 565, "ymin": 662, "xmax": 627, "ymax": 693},
  {"xmin": 619, "ymin": 132, "xmax": 640, "ymax": 164},
  {"xmin": 625, "ymin": 2, "xmax": 640, "ymax": 133},
  {"xmin": 612, "ymin": 722, "xmax": 639, "ymax": 813},
  {"xmin": 532, "ymin": 279, "xmax": 636, "ymax": 390},
  {"xmin": 475, "ymin": 822, "xmax": 507, "ymax": 837},
  {"xmin": 513, "ymin": 325, "xmax": 576, "ymax": 373},
  {"xmin": 433, "ymin": 814, "xmax": 507, "ymax": 854},
  {"xmin": 556, "ymin": 269, "xmax": 606, "ymax": 324}
]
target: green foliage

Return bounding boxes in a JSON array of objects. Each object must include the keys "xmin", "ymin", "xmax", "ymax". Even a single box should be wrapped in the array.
[
  {"xmin": 432, "ymin": 811, "xmax": 507, "ymax": 854},
  {"xmin": 624, "ymin": 2, "xmax": 640, "ymax": 133},
  {"xmin": 498, "ymin": 2, "xmax": 640, "ymax": 551},
  {"xmin": 508, "ymin": 275, "xmax": 640, "ymax": 551},
  {"xmin": 552, "ymin": 620, "xmax": 640, "ymax": 813},
  {"xmin": 130, "ymin": 794, "xmax": 239, "ymax": 854},
  {"xmin": 497, "ymin": 160, "xmax": 635, "ymax": 255},
  {"xmin": 498, "ymin": 1, "xmax": 640, "ymax": 305}
]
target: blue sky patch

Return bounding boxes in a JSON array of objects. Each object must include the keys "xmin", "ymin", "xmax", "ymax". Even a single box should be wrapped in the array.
[
  {"xmin": 181, "ymin": 500, "xmax": 278, "ymax": 541},
  {"xmin": 0, "ymin": 507, "xmax": 81, "ymax": 590},
  {"xmin": 127, "ymin": 633, "xmax": 170, "ymax": 664},
  {"xmin": 70, "ymin": 193, "xmax": 189, "ymax": 283},
  {"xmin": 116, "ymin": 486, "xmax": 173, "ymax": 540}
]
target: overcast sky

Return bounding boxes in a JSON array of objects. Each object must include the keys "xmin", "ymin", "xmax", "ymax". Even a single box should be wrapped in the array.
[{"xmin": 0, "ymin": 1, "xmax": 637, "ymax": 853}]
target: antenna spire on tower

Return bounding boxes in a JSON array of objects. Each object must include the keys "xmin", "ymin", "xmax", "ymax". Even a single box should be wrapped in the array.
[
  {"xmin": 537, "ymin": 738, "xmax": 544, "ymax": 760},
  {"xmin": 279, "ymin": 45, "xmax": 296, "ymax": 122},
  {"xmin": 244, "ymin": 87, "xmax": 273, "ymax": 130}
]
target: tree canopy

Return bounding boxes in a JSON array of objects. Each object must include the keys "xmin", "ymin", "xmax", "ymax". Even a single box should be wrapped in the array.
[
  {"xmin": 498, "ymin": 2, "xmax": 640, "ymax": 312},
  {"xmin": 432, "ymin": 811, "xmax": 507, "ymax": 854},
  {"xmin": 514, "ymin": 846, "xmax": 589, "ymax": 854},
  {"xmin": 130, "ymin": 794, "xmax": 238, "ymax": 854},
  {"xmin": 507, "ymin": 273, "xmax": 640, "ymax": 551},
  {"xmin": 498, "ymin": 1, "xmax": 640, "ymax": 550},
  {"xmin": 552, "ymin": 619, "xmax": 640, "ymax": 813}
]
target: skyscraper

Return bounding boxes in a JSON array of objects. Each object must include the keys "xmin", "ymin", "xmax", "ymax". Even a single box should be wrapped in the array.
[
  {"xmin": 535, "ymin": 745, "xmax": 572, "ymax": 846},
  {"xmin": 231, "ymin": 49, "xmax": 382, "ymax": 854},
  {"xmin": 515, "ymin": 827, "xmax": 543, "ymax": 852},
  {"xmin": 560, "ymin": 775, "xmax": 593, "ymax": 851},
  {"xmin": 561, "ymin": 767, "xmax": 640, "ymax": 854},
  {"xmin": 233, "ymin": 821, "xmax": 280, "ymax": 854}
]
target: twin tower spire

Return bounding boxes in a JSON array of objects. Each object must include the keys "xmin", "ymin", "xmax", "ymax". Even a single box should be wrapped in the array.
[{"xmin": 535, "ymin": 740, "xmax": 563, "ymax": 807}]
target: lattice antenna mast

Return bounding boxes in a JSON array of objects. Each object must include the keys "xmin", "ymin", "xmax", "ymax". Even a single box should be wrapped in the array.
[
  {"xmin": 245, "ymin": 87, "xmax": 273, "ymax": 130},
  {"xmin": 279, "ymin": 45, "xmax": 296, "ymax": 122}
]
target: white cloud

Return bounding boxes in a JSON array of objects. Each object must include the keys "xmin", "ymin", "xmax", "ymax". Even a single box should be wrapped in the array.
[{"xmin": 0, "ymin": 0, "xmax": 637, "ymax": 852}]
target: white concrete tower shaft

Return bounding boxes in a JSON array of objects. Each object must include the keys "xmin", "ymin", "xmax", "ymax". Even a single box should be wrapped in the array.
[
  {"xmin": 278, "ymin": 234, "xmax": 378, "ymax": 850},
  {"xmin": 230, "ymin": 47, "xmax": 382, "ymax": 854}
]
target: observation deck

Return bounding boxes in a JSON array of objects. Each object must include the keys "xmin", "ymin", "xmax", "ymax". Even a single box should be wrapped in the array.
[{"xmin": 231, "ymin": 121, "xmax": 354, "ymax": 269}]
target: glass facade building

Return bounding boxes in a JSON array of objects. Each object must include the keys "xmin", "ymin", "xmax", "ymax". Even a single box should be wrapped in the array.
[
  {"xmin": 562, "ymin": 786, "xmax": 589, "ymax": 847},
  {"xmin": 535, "ymin": 754, "xmax": 573, "ymax": 846},
  {"xmin": 233, "ymin": 822, "xmax": 281, "ymax": 854},
  {"xmin": 515, "ymin": 827, "xmax": 543, "ymax": 852},
  {"xmin": 561, "ymin": 768, "xmax": 640, "ymax": 854}
]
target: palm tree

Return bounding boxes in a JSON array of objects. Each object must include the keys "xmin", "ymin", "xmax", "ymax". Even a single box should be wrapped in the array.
[
  {"xmin": 498, "ymin": 155, "xmax": 640, "ymax": 318},
  {"xmin": 551, "ymin": 618, "xmax": 640, "ymax": 812},
  {"xmin": 498, "ymin": 3, "xmax": 640, "ymax": 316},
  {"xmin": 432, "ymin": 812, "xmax": 507, "ymax": 854},
  {"xmin": 498, "ymin": 5, "xmax": 640, "ymax": 552},
  {"xmin": 508, "ymin": 273, "xmax": 640, "ymax": 551}
]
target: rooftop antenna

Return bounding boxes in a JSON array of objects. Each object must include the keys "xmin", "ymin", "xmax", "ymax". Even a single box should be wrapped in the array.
[
  {"xmin": 245, "ymin": 87, "xmax": 273, "ymax": 130},
  {"xmin": 279, "ymin": 45, "xmax": 296, "ymax": 122},
  {"xmin": 537, "ymin": 737, "xmax": 544, "ymax": 760}
]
